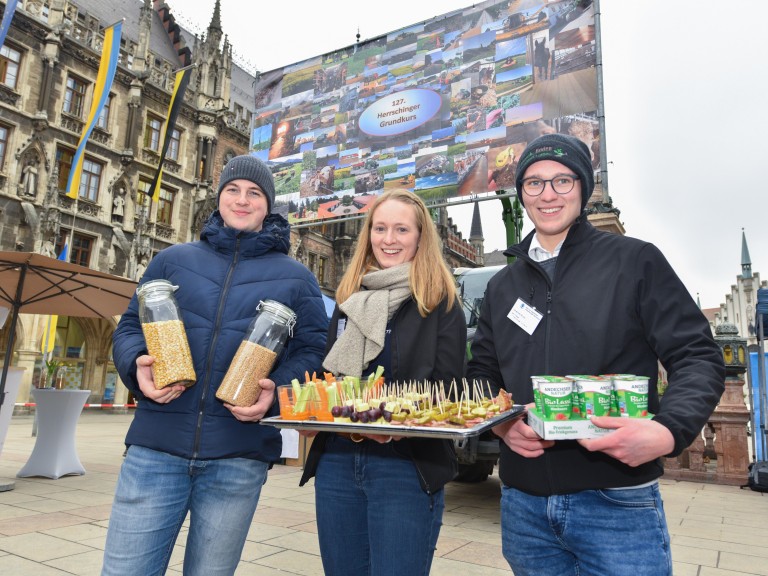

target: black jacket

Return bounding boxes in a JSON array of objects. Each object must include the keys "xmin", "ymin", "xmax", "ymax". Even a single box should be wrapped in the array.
[
  {"xmin": 467, "ymin": 217, "xmax": 725, "ymax": 495},
  {"xmin": 300, "ymin": 296, "xmax": 467, "ymax": 494}
]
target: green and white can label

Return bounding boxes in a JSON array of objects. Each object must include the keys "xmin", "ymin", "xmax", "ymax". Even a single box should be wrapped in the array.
[
  {"xmin": 573, "ymin": 377, "xmax": 613, "ymax": 418},
  {"xmin": 536, "ymin": 377, "xmax": 574, "ymax": 421},
  {"xmin": 613, "ymin": 377, "xmax": 649, "ymax": 417}
]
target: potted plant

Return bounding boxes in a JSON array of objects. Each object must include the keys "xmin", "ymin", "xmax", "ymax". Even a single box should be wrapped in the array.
[{"xmin": 41, "ymin": 359, "xmax": 60, "ymax": 389}]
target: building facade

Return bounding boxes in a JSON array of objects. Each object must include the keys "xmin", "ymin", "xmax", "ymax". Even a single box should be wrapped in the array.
[
  {"xmin": 0, "ymin": 0, "xmax": 485, "ymax": 408},
  {"xmin": 0, "ymin": 0, "xmax": 257, "ymax": 407},
  {"xmin": 714, "ymin": 230, "xmax": 766, "ymax": 348}
]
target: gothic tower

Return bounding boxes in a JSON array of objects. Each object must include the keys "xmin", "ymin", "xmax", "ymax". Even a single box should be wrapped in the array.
[
  {"xmin": 192, "ymin": 0, "xmax": 232, "ymax": 112},
  {"xmin": 742, "ymin": 228, "xmax": 752, "ymax": 279},
  {"xmin": 469, "ymin": 201, "xmax": 484, "ymax": 265}
]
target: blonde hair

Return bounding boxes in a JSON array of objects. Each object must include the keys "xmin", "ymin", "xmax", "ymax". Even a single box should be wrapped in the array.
[{"xmin": 336, "ymin": 189, "xmax": 457, "ymax": 317}]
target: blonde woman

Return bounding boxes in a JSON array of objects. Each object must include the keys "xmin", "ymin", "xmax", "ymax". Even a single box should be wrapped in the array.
[{"xmin": 300, "ymin": 189, "xmax": 466, "ymax": 576}]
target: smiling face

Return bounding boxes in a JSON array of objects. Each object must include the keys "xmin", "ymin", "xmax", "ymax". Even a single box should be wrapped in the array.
[
  {"xmin": 218, "ymin": 179, "xmax": 269, "ymax": 233},
  {"xmin": 521, "ymin": 159, "xmax": 583, "ymax": 252},
  {"xmin": 369, "ymin": 199, "xmax": 421, "ymax": 269}
]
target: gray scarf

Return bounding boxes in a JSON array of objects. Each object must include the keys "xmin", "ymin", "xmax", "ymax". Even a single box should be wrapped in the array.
[{"xmin": 323, "ymin": 263, "xmax": 412, "ymax": 377}]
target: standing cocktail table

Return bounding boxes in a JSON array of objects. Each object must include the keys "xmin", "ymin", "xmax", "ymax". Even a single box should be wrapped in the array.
[{"xmin": 17, "ymin": 388, "xmax": 90, "ymax": 479}]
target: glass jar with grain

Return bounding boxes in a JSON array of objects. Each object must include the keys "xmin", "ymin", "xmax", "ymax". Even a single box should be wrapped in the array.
[
  {"xmin": 216, "ymin": 300, "xmax": 296, "ymax": 407},
  {"xmin": 137, "ymin": 280, "xmax": 196, "ymax": 389}
]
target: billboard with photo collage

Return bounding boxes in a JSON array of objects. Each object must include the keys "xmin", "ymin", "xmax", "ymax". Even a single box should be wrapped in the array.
[{"xmin": 251, "ymin": 0, "xmax": 600, "ymax": 223}]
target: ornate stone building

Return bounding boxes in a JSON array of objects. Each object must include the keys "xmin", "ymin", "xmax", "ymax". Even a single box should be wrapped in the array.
[
  {"xmin": 714, "ymin": 230, "xmax": 766, "ymax": 348},
  {"xmin": 0, "ymin": 0, "xmax": 256, "ymax": 406},
  {"xmin": 0, "ymin": 0, "xmax": 484, "ymax": 407}
]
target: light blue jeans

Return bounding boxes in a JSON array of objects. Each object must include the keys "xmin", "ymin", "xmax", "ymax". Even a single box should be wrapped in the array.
[
  {"xmin": 101, "ymin": 445, "xmax": 269, "ymax": 576},
  {"xmin": 501, "ymin": 483, "xmax": 672, "ymax": 576},
  {"xmin": 314, "ymin": 435, "xmax": 444, "ymax": 576}
]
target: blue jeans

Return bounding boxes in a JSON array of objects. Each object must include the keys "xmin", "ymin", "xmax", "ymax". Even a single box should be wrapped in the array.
[
  {"xmin": 102, "ymin": 445, "xmax": 269, "ymax": 576},
  {"xmin": 314, "ymin": 435, "xmax": 444, "ymax": 576},
  {"xmin": 501, "ymin": 484, "xmax": 672, "ymax": 576}
]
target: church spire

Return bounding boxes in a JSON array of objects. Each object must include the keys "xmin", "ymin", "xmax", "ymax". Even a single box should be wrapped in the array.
[
  {"xmin": 470, "ymin": 201, "xmax": 484, "ymax": 240},
  {"xmin": 205, "ymin": 0, "xmax": 223, "ymax": 49},
  {"xmin": 210, "ymin": 0, "xmax": 223, "ymax": 31},
  {"xmin": 741, "ymin": 228, "xmax": 752, "ymax": 279},
  {"xmin": 469, "ymin": 202, "xmax": 484, "ymax": 265}
]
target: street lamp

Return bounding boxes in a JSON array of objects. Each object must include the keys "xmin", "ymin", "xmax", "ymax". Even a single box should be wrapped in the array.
[
  {"xmin": 711, "ymin": 322, "xmax": 751, "ymax": 482},
  {"xmin": 715, "ymin": 322, "xmax": 748, "ymax": 377}
]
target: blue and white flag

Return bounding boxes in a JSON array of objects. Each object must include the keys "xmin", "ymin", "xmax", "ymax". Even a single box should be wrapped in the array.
[
  {"xmin": 66, "ymin": 20, "xmax": 123, "ymax": 199},
  {"xmin": 0, "ymin": 0, "xmax": 20, "ymax": 52}
]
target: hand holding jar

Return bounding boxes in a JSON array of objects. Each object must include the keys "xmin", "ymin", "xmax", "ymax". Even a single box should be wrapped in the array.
[
  {"xmin": 137, "ymin": 280, "xmax": 197, "ymax": 389},
  {"xmin": 216, "ymin": 300, "xmax": 296, "ymax": 407}
]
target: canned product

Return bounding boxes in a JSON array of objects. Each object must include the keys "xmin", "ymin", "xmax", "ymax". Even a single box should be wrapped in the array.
[
  {"xmin": 611, "ymin": 376, "xmax": 649, "ymax": 417},
  {"xmin": 600, "ymin": 374, "xmax": 636, "ymax": 417},
  {"xmin": 530, "ymin": 376, "xmax": 545, "ymax": 413},
  {"xmin": 568, "ymin": 375, "xmax": 612, "ymax": 418},
  {"xmin": 534, "ymin": 376, "xmax": 574, "ymax": 420}
]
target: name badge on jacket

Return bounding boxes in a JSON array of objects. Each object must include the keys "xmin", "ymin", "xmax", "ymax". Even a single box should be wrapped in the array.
[{"xmin": 507, "ymin": 298, "xmax": 542, "ymax": 335}]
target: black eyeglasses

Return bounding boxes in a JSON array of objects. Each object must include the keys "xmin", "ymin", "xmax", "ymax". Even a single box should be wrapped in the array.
[{"xmin": 521, "ymin": 175, "xmax": 579, "ymax": 196}]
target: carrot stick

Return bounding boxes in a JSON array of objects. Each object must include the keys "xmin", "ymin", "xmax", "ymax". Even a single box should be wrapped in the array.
[{"xmin": 313, "ymin": 383, "xmax": 334, "ymax": 421}]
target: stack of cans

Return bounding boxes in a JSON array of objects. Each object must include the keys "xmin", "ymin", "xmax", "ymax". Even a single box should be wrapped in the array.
[{"xmin": 531, "ymin": 374, "xmax": 649, "ymax": 421}]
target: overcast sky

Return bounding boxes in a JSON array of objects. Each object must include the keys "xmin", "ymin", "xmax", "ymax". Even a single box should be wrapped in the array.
[{"xmin": 175, "ymin": 0, "xmax": 767, "ymax": 310}]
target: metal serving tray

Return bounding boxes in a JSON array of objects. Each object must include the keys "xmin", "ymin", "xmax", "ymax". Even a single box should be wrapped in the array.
[{"xmin": 261, "ymin": 404, "xmax": 526, "ymax": 440}]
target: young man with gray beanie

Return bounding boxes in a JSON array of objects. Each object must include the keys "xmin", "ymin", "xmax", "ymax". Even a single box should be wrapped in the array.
[
  {"xmin": 467, "ymin": 133, "xmax": 724, "ymax": 575},
  {"xmin": 217, "ymin": 154, "xmax": 276, "ymax": 214},
  {"xmin": 105, "ymin": 154, "xmax": 328, "ymax": 575},
  {"xmin": 216, "ymin": 154, "xmax": 277, "ymax": 234}
]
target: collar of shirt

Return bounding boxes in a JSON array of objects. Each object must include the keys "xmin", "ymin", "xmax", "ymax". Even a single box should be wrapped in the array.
[{"xmin": 528, "ymin": 234, "xmax": 564, "ymax": 262}]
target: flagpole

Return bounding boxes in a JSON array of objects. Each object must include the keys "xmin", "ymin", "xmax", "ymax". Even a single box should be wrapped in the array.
[{"xmin": 69, "ymin": 195, "xmax": 78, "ymax": 255}]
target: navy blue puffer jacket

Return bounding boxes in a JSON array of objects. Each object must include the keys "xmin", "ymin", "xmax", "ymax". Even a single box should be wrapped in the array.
[{"xmin": 113, "ymin": 211, "xmax": 328, "ymax": 462}]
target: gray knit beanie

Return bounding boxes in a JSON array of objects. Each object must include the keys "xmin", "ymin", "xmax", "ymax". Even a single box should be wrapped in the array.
[
  {"xmin": 218, "ymin": 155, "xmax": 275, "ymax": 213},
  {"xmin": 515, "ymin": 133, "xmax": 594, "ymax": 211}
]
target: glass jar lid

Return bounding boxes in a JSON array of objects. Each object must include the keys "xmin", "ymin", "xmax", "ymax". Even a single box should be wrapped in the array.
[
  {"xmin": 257, "ymin": 300, "xmax": 297, "ymax": 335},
  {"xmin": 136, "ymin": 279, "xmax": 178, "ymax": 300}
]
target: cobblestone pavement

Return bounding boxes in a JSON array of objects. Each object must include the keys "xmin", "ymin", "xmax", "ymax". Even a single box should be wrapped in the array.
[{"xmin": 1, "ymin": 411, "xmax": 767, "ymax": 575}]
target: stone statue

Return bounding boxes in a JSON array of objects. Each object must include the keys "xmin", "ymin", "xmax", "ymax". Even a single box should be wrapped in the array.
[
  {"xmin": 40, "ymin": 239, "xmax": 56, "ymax": 258},
  {"xmin": 21, "ymin": 160, "xmax": 39, "ymax": 197},
  {"xmin": 135, "ymin": 257, "xmax": 148, "ymax": 281},
  {"xmin": 112, "ymin": 187, "xmax": 125, "ymax": 219},
  {"xmin": 108, "ymin": 242, "xmax": 117, "ymax": 271}
]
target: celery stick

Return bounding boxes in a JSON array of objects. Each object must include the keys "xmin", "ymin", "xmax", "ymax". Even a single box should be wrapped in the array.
[
  {"xmin": 291, "ymin": 379, "xmax": 301, "ymax": 403},
  {"xmin": 327, "ymin": 384, "xmax": 339, "ymax": 408},
  {"xmin": 294, "ymin": 384, "xmax": 312, "ymax": 413},
  {"xmin": 347, "ymin": 376, "xmax": 361, "ymax": 398}
]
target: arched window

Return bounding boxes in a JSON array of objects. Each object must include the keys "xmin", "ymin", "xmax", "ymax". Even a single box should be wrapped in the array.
[{"xmin": 41, "ymin": 317, "xmax": 87, "ymax": 389}]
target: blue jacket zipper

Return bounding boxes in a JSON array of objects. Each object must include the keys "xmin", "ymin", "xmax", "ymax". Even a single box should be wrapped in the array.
[{"xmin": 192, "ymin": 238, "xmax": 240, "ymax": 459}]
